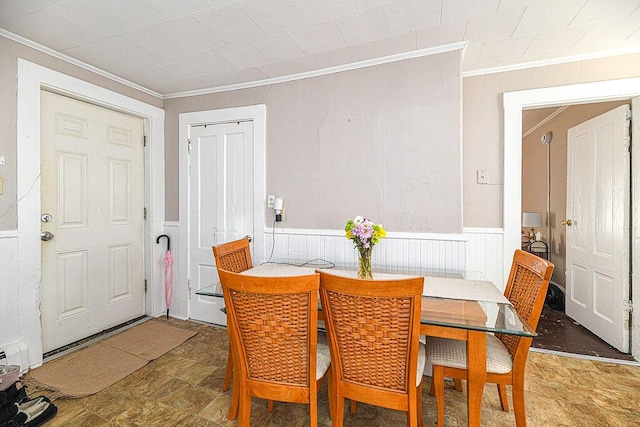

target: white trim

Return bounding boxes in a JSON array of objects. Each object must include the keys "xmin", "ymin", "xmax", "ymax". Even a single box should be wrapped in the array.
[
  {"xmin": 164, "ymin": 42, "xmax": 467, "ymax": 99},
  {"xmin": 1, "ymin": 29, "xmax": 161, "ymax": 99},
  {"xmin": 264, "ymin": 227, "xmax": 467, "ymax": 242},
  {"xmin": 164, "ymin": 221, "xmax": 180, "ymax": 228},
  {"xmin": 503, "ymin": 77, "xmax": 640, "ymax": 360},
  {"xmin": 462, "ymin": 227, "xmax": 504, "ymax": 235},
  {"xmin": 522, "ymin": 106, "xmax": 568, "ymax": 138},
  {"xmin": 0, "ymin": 229, "xmax": 18, "ymax": 239},
  {"xmin": 179, "ymin": 105, "xmax": 267, "ymax": 319},
  {"xmin": 16, "ymin": 59, "xmax": 165, "ymax": 368},
  {"xmin": 462, "ymin": 46, "xmax": 640, "ymax": 78},
  {"xmin": 530, "ymin": 348, "xmax": 638, "ymax": 365}
]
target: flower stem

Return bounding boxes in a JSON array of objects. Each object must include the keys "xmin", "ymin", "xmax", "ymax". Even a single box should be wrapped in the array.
[{"xmin": 358, "ymin": 250, "xmax": 373, "ymax": 280}]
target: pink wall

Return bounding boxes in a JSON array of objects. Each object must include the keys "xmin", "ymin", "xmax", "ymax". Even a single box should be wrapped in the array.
[
  {"xmin": 0, "ymin": 37, "xmax": 162, "ymax": 230},
  {"xmin": 463, "ymin": 53, "xmax": 640, "ymax": 228},
  {"xmin": 164, "ymin": 51, "xmax": 464, "ymax": 233}
]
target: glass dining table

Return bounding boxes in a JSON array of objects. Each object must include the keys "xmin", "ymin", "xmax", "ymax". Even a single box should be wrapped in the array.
[{"xmin": 196, "ymin": 260, "xmax": 536, "ymax": 427}]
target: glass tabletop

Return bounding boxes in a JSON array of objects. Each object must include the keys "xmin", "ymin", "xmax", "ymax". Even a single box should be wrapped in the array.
[
  {"xmin": 421, "ymin": 297, "xmax": 535, "ymax": 336},
  {"xmin": 196, "ymin": 259, "xmax": 487, "ymax": 298},
  {"xmin": 195, "ymin": 260, "xmax": 536, "ymax": 337}
]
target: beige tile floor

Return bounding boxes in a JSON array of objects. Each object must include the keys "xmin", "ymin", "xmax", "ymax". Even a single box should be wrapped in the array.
[{"xmin": 31, "ymin": 318, "xmax": 640, "ymax": 426}]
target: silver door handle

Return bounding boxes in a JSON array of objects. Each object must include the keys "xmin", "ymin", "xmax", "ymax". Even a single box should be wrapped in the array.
[{"xmin": 41, "ymin": 231, "xmax": 55, "ymax": 241}]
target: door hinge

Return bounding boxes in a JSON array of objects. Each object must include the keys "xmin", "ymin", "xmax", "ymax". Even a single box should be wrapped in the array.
[
  {"xmin": 626, "ymin": 110, "xmax": 632, "ymax": 121},
  {"xmin": 143, "ymin": 135, "xmax": 147, "ymax": 147},
  {"xmin": 187, "ymin": 139, "xmax": 192, "ymax": 175},
  {"xmin": 188, "ymin": 279, "xmax": 192, "ymax": 299},
  {"xmin": 144, "ymin": 279, "xmax": 148, "ymax": 293},
  {"xmin": 623, "ymin": 300, "xmax": 633, "ymax": 313},
  {"xmin": 144, "ymin": 207, "xmax": 147, "ymax": 220}
]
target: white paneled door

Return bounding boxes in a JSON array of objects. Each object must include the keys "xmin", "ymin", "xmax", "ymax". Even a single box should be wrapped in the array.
[
  {"xmin": 40, "ymin": 91, "xmax": 145, "ymax": 352},
  {"xmin": 188, "ymin": 121, "xmax": 254, "ymax": 325},
  {"xmin": 565, "ymin": 104, "xmax": 631, "ymax": 353}
]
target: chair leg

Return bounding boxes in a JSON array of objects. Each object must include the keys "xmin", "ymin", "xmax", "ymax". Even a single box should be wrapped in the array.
[
  {"xmin": 309, "ymin": 386, "xmax": 318, "ymax": 427},
  {"xmin": 407, "ymin": 402, "xmax": 417, "ymax": 427},
  {"xmin": 432, "ymin": 365, "xmax": 445, "ymax": 427},
  {"xmin": 327, "ymin": 369, "xmax": 335, "ymax": 421},
  {"xmin": 453, "ymin": 378, "xmax": 463, "ymax": 392},
  {"xmin": 227, "ymin": 372, "xmax": 239, "ymax": 420},
  {"xmin": 350, "ymin": 399, "xmax": 356, "ymax": 414},
  {"xmin": 238, "ymin": 392, "xmax": 252, "ymax": 427},
  {"xmin": 334, "ymin": 394, "xmax": 345, "ymax": 427},
  {"xmin": 417, "ymin": 381, "xmax": 424, "ymax": 427},
  {"xmin": 497, "ymin": 384, "xmax": 509, "ymax": 411},
  {"xmin": 222, "ymin": 348, "xmax": 233, "ymax": 392},
  {"xmin": 512, "ymin": 379, "xmax": 527, "ymax": 427},
  {"xmin": 429, "ymin": 377, "xmax": 435, "ymax": 396},
  {"xmin": 267, "ymin": 400, "xmax": 274, "ymax": 412}
]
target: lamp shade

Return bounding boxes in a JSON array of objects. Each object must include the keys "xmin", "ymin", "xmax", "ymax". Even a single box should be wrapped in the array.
[{"xmin": 522, "ymin": 212, "xmax": 543, "ymax": 228}]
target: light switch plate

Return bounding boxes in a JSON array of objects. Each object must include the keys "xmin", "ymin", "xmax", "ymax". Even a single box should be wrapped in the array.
[{"xmin": 477, "ymin": 170, "xmax": 488, "ymax": 184}]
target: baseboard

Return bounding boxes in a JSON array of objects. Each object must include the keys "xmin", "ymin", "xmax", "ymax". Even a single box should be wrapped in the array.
[{"xmin": 0, "ymin": 340, "xmax": 29, "ymax": 373}]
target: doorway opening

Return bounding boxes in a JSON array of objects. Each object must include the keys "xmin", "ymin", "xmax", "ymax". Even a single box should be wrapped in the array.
[
  {"xmin": 521, "ymin": 101, "xmax": 633, "ymax": 361},
  {"xmin": 504, "ymin": 77, "xmax": 640, "ymax": 361},
  {"xmin": 522, "ymin": 100, "xmax": 633, "ymax": 360}
]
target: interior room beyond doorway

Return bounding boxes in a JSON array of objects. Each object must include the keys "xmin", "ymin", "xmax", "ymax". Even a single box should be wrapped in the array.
[{"xmin": 522, "ymin": 100, "xmax": 632, "ymax": 361}]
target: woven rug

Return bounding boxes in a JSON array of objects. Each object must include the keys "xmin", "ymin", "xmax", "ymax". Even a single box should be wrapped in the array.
[{"xmin": 25, "ymin": 319, "xmax": 197, "ymax": 398}]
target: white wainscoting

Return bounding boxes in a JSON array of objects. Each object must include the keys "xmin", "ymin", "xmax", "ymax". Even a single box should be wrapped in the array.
[
  {"xmin": 259, "ymin": 227, "xmax": 505, "ymax": 288},
  {"xmin": 0, "ymin": 230, "xmax": 30, "ymax": 371},
  {"xmin": 463, "ymin": 228, "xmax": 505, "ymax": 292},
  {"xmin": 260, "ymin": 228, "xmax": 468, "ymax": 271}
]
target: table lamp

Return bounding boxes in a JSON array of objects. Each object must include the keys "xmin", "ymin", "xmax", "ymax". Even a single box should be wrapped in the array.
[{"xmin": 522, "ymin": 212, "xmax": 543, "ymax": 239}]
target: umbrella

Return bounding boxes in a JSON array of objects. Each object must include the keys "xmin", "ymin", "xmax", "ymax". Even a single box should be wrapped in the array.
[{"xmin": 156, "ymin": 234, "xmax": 173, "ymax": 318}]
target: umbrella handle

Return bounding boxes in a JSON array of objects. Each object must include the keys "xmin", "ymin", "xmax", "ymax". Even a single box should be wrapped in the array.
[{"xmin": 156, "ymin": 234, "xmax": 170, "ymax": 250}]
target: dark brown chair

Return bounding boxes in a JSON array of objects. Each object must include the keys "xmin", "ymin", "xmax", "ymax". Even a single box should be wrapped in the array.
[
  {"xmin": 318, "ymin": 270, "xmax": 425, "ymax": 427},
  {"xmin": 427, "ymin": 249, "xmax": 554, "ymax": 427},
  {"xmin": 218, "ymin": 269, "xmax": 330, "ymax": 427},
  {"xmin": 212, "ymin": 237, "xmax": 253, "ymax": 393}
]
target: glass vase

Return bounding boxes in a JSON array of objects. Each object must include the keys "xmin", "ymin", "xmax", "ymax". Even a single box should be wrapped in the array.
[{"xmin": 357, "ymin": 250, "xmax": 373, "ymax": 280}]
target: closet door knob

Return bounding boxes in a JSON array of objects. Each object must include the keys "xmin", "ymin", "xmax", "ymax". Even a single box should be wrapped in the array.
[{"xmin": 561, "ymin": 219, "xmax": 573, "ymax": 226}]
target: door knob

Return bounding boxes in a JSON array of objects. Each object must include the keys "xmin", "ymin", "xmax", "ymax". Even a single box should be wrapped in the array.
[
  {"xmin": 41, "ymin": 231, "xmax": 55, "ymax": 241},
  {"xmin": 561, "ymin": 219, "xmax": 573, "ymax": 226}
]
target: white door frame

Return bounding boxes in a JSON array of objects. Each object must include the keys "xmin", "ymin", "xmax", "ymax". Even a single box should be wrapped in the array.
[
  {"xmin": 504, "ymin": 77, "xmax": 640, "ymax": 360},
  {"xmin": 16, "ymin": 59, "xmax": 165, "ymax": 368},
  {"xmin": 179, "ymin": 106, "xmax": 266, "ymax": 318}
]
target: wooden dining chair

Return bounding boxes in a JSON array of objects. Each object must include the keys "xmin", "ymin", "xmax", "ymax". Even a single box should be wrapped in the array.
[
  {"xmin": 212, "ymin": 237, "xmax": 253, "ymax": 393},
  {"xmin": 218, "ymin": 269, "xmax": 331, "ymax": 427},
  {"xmin": 427, "ymin": 249, "xmax": 554, "ymax": 427},
  {"xmin": 318, "ymin": 270, "xmax": 425, "ymax": 427}
]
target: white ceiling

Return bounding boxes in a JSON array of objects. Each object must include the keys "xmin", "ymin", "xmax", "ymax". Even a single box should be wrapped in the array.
[{"xmin": 1, "ymin": 0, "xmax": 639, "ymax": 97}]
